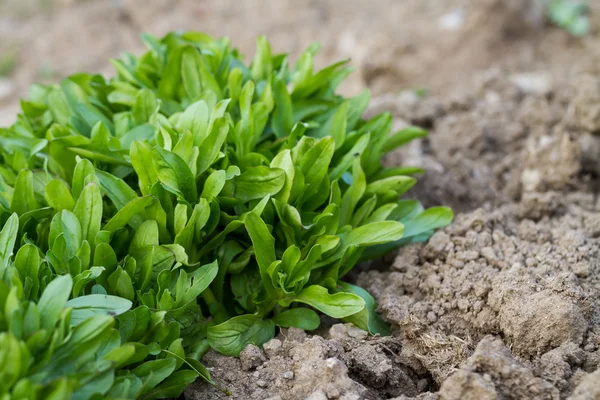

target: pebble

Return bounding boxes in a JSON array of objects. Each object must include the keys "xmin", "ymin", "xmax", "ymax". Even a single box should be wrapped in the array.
[
  {"xmin": 239, "ymin": 344, "xmax": 266, "ymax": 371},
  {"xmin": 438, "ymin": 8, "xmax": 465, "ymax": 31},
  {"xmin": 256, "ymin": 379, "xmax": 268, "ymax": 388},
  {"xmin": 306, "ymin": 391, "xmax": 328, "ymax": 400},
  {"xmin": 347, "ymin": 325, "xmax": 368, "ymax": 340},
  {"xmin": 510, "ymin": 72, "xmax": 553, "ymax": 96},
  {"xmin": 263, "ymin": 338, "xmax": 282, "ymax": 358},
  {"xmin": 283, "ymin": 370, "xmax": 294, "ymax": 380}
]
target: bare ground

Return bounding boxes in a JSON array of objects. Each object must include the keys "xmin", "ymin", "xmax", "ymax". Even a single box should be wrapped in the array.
[{"xmin": 2, "ymin": 0, "xmax": 600, "ymax": 399}]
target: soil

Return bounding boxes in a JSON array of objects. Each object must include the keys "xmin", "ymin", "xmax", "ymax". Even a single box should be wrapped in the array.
[{"xmin": 2, "ymin": 0, "xmax": 600, "ymax": 399}]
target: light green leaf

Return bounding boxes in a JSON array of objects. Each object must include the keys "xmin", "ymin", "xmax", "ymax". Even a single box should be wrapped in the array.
[
  {"xmin": 207, "ymin": 314, "xmax": 275, "ymax": 357},
  {"xmin": 271, "ymin": 308, "xmax": 320, "ymax": 330},
  {"xmin": 66, "ymin": 294, "xmax": 133, "ymax": 326},
  {"xmin": 38, "ymin": 274, "xmax": 73, "ymax": 331},
  {"xmin": 11, "ymin": 170, "xmax": 39, "ymax": 215},
  {"xmin": 272, "ymin": 77, "xmax": 293, "ymax": 138},
  {"xmin": 73, "ymin": 183, "xmax": 102, "ymax": 247},
  {"xmin": 152, "ymin": 146, "xmax": 198, "ymax": 202},
  {"xmin": 245, "ymin": 212, "xmax": 276, "ymax": 295},
  {"xmin": 401, "ymin": 206, "xmax": 454, "ymax": 239},
  {"xmin": 233, "ymin": 167, "xmax": 285, "ymax": 202},
  {"xmin": 280, "ymin": 285, "xmax": 365, "ymax": 319},
  {"xmin": 44, "ymin": 179, "xmax": 75, "ymax": 211}
]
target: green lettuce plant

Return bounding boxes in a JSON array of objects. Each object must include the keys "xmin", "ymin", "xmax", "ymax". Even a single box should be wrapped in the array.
[{"xmin": 0, "ymin": 31, "xmax": 452, "ymax": 398}]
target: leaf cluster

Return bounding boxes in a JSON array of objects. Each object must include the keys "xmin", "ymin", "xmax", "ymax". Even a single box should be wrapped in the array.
[{"xmin": 0, "ymin": 31, "xmax": 452, "ymax": 398}]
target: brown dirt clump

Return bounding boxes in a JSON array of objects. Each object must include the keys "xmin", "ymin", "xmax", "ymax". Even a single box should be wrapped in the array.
[{"xmin": 185, "ymin": 327, "xmax": 425, "ymax": 400}]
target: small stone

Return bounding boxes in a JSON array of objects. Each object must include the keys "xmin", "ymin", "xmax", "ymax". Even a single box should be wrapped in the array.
[
  {"xmin": 256, "ymin": 379, "xmax": 268, "ymax": 388},
  {"xmin": 456, "ymin": 250, "xmax": 479, "ymax": 261},
  {"xmin": 263, "ymin": 338, "xmax": 283, "ymax": 358},
  {"xmin": 584, "ymin": 343, "xmax": 595, "ymax": 352},
  {"xmin": 265, "ymin": 397, "xmax": 282, "ymax": 400},
  {"xmin": 480, "ymin": 247, "xmax": 497, "ymax": 262},
  {"xmin": 326, "ymin": 357, "xmax": 343, "ymax": 370},
  {"xmin": 439, "ymin": 370, "xmax": 498, "ymax": 400},
  {"xmin": 329, "ymin": 323, "xmax": 348, "ymax": 340},
  {"xmin": 283, "ymin": 326, "xmax": 308, "ymax": 342},
  {"xmin": 422, "ymin": 231, "xmax": 450, "ymax": 259},
  {"xmin": 572, "ymin": 262, "xmax": 590, "ymax": 278},
  {"xmin": 347, "ymin": 325, "xmax": 368, "ymax": 340},
  {"xmin": 306, "ymin": 391, "xmax": 328, "ymax": 400},
  {"xmin": 323, "ymin": 383, "xmax": 340, "ymax": 399},
  {"xmin": 510, "ymin": 72, "xmax": 553, "ymax": 96},
  {"xmin": 417, "ymin": 378, "xmax": 429, "ymax": 392},
  {"xmin": 283, "ymin": 370, "xmax": 294, "ymax": 380},
  {"xmin": 438, "ymin": 8, "xmax": 465, "ymax": 31},
  {"xmin": 571, "ymin": 369, "xmax": 600, "ymax": 400},
  {"xmin": 427, "ymin": 311, "xmax": 437, "ymax": 323},
  {"xmin": 239, "ymin": 344, "xmax": 266, "ymax": 371}
]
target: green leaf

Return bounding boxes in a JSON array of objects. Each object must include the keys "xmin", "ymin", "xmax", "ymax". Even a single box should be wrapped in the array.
[
  {"xmin": 73, "ymin": 183, "xmax": 102, "ymax": 247},
  {"xmin": 38, "ymin": 274, "xmax": 73, "ymax": 331},
  {"xmin": 366, "ymin": 176, "xmax": 416, "ymax": 197},
  {"xmin": 207, "ymin": 314, "xmax": 275, "ymax": 357},
  {"xmin": 201, "ymin": 170, "xmax": 226, "ymax": 201},
  {"xmin": 0, "ymin": 213, "xmax": 18, "ymax": 272},
  {"xmin": 272, "ymin": 77, "xmax": 293, "ymax": 138},
  {"xmin": 152, "ymin": 146, "xmax": 198, "ymax": 202},
  {"xmin": 271, "ymin": 308, "xmax": 320, "ymax": 330},
  {"xmin": 401, "ymin": 206, "xmax": 454, "ymax": 239},
  {"xmin": 245, "ymin": 212, "xmax": 276, "ymax": 295},
  {"xmin": 232, "ymin": 167, "xmax": 285, "ymax": 202},
  {"xmin": 338, "ymin": 281, "xmax": 390, "ymax": 336},
  {"xmin": 181, "ymin": 46, "xmax": 203, "ymax": 101},
  {"xmin": 72, "ymin": 158, "xmax": 98, "ymax": 200},
  {"xmin": 11, "ymin": 169, "xmax": 39, "ymax": 215},
  {"xmin": 14, "ymin": 244, "xmax": 41, "ymax": 298},
  {"xmin": 175, "ymin": 260, "xmax": 218, "ymax": 307},
  {"xmin": 383, "ymin": 126, "xmax": 428, "ymax": 152},
  {"xmin": 178, "ymin": 100, "xmax": 209, "ymax": 143},
  {"xmin": 120, "ymin": 124, "xmax": 156, "ymax": 149},
  {"xmin": 280, "ymin": 285, "xmax": 365, "ymax": 319},
  {"xmin": 45, "ymin": 179, "xmax": 76, "ymax": 211},
  {"xmin": 96, "ymin": 170, "xmax": 138, "ymax": 210},
  {"xmin": 196, "ymin": 117, "xmax": 229, "ymax": 175},
  {"xmin": 133, "ymin": 358, "xmax": 177, "ymax": 395},
  {"xmin": 270, "ymin": 149, "xmax": 294, "ymax": 203},
  {"xmin": 299, "ymin": 136, "xmax": 334, "ymax": 201},
  {"xmin": 103, "ymin": 195, "xmax": 153, "ymax": 232},
  {"xmin": 140, "ymin": 370, "xmax": 199, "ymax": 400},
  {"xmin": 131, "ymin": 141, "xmax": 159, "ymax": 196},
  {"xmin": 66, "ymin": 294, "xmax": 133, "ymax": 326},
  {"xmin": 340, "ymin": 221, "xmax": 405, "ymax": 248}
]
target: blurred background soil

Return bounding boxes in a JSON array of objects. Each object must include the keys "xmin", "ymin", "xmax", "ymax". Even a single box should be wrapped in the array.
[
  {"xmin": 1, "ymin": 0, "xmax": 599, "ymax": 124},
  {"xmin": 3, "ymin": 0, "xmax": 600, "ymax": 399}
]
